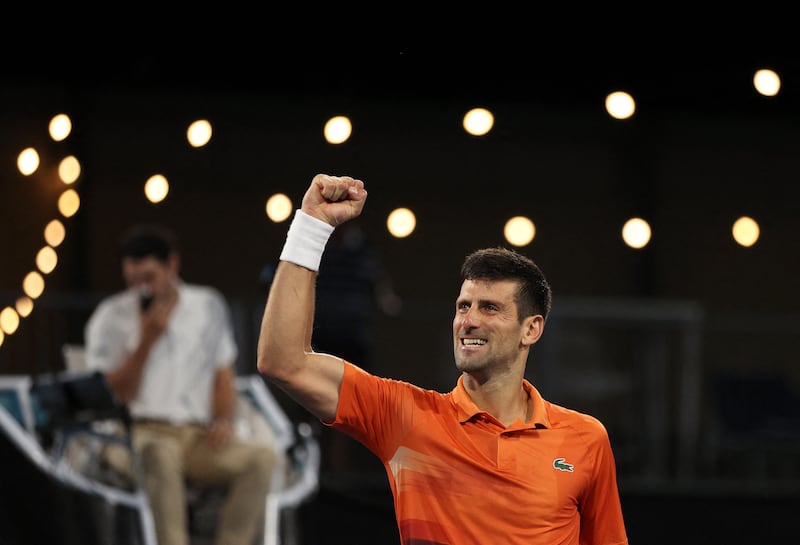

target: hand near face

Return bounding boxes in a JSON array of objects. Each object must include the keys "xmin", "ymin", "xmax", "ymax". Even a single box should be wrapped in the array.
[{"xmin": 139, "ymin": 288, "xmax": 177, "ymax": 346}]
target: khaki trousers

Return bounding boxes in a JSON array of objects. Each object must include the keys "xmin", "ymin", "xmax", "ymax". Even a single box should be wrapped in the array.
[{"xmin": 132, "ymin": 421, "xmax": 276, "ymax": 545}]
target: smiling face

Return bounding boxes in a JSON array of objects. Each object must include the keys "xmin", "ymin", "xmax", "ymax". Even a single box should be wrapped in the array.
[{"xmin": 452, "ymin": 278, "xmax": 542, "ymax": 377}]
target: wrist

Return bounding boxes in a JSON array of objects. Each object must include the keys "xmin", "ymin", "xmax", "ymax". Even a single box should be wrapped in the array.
[{"xmin": 279, "ymin": 209, "xmax": 335, "ymax": 272}]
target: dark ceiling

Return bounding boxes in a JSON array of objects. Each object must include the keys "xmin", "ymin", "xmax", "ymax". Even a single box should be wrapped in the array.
[{"xmin": 3, "ymin": 18, "xmax": 799, "ymax": 114}]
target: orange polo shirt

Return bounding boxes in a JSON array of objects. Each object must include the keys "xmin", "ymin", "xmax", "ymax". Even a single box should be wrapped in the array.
[{"xmin": 328, "ymin": 362, "xmax": 628, "ymax": 545}]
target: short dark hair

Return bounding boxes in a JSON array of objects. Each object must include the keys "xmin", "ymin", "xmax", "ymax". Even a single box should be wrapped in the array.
[
  {"xmin": 460, "ymin": 247, "xmax": 552, "ymax": 322},
  {"xmin": 118, "ymin": 224, "xmax": 178, "ymax": 263}
]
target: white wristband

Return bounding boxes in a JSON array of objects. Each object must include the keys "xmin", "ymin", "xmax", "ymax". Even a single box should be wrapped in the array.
[{"xmin": 279, "ymin": 210, "xmax": 335, "ymax": 272}]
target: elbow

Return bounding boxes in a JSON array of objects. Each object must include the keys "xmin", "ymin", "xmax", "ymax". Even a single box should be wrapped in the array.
[
  {"xmin": 116, "ymin": 391, "xmax": 134, "ymax": 406},
  {"xmin": 256, "ymin": 336, "xmax": 274, "ymax": 377},
  {"xmin": 256, "ymin": 340, "xmax": 290, "ymax": 381},
  {"xmin": 113, "ymin": 384, "xmax": 136, "ymax": 406},
  {"xmin": 257, "ymin": 354, "xmax": 296, "ymax": 388},
  {"xmin": 256, "ymin": 333, "xmax": 272, "ymax": 376},
  {"xmin": 257, "ymin": 341, "xmax": 307, "ymax": 388},
  {"xmin": 103, "ymin": 373, "xmax": 133, "ymax": 406},
  {"xmin": 257, "ymin": 323, "xmax": 309, "ymax": 383},
  {"xmin": 256, "ymin": 353, "xmax": 272, "ymax": 378}
]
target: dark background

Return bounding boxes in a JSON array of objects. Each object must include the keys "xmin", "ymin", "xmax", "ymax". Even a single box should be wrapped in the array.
[{"xmin": 2, "ymin": 17, "xmax": 800, "ymax": 544}]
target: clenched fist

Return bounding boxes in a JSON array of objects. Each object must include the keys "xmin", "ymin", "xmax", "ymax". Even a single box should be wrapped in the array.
[{"xmin": 301, "ymin": 174, "xmax": 367, "ymax": 227}]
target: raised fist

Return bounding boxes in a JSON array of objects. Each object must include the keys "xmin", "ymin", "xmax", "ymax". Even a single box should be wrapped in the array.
[{"xmin": 301, "ymin": 174, "xmax": 367, "ymax": 227}]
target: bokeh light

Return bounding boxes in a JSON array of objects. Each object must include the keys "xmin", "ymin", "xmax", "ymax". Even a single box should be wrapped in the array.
[
  {"xmin": 145, "ymin": 174, "xmax": 170, "ymax": 203},
  {"xmin": 49, "ymin": 113, "xmax": 72, "ymax": 141},
  {"xmin": 44, "ymin": 219, "xmax": 66, "ymax": 247},
  {"xmin": 36, "ymin": 246, "xmax": 58, "ymax": 274},
  {"xmin": 605, "ymin": 91, "xmax": 636, "ymax": 120},
  {"xmin": 504, "ymin": 216, "xmax": 536, "ymax": 247},
  {"xmin": 463, "ymin": 108, "xmax": 494, "ymax": 136},
  {"xmin": 0, "ymin": 307, "xmax": 20, "ymax": 335},
  {"xmin": 266, "ymin": 193, "xmax": 293, "ymax": 222},
  {"xmin": 387, "ymin": 208, "xmax": 416, "ymax": 238},
  {"xmin": 17, "ymin": 147, "xmax": 40, "ymax": 176},
  {"xmin": 622, "ymin": 217, "xmax": 652, "ymax": 249},
  {"xmin": 753, "ymin": 69, "xmax": 781, "ymax": 97},
  {"xmin": 732, "ymin": 216, "xmax": 760, "ymax": 247},
  {"xmin": 58, "ymin": 188, "xmax": 81, "ymax": 217},
  {"xmin": 23, "ymin": 271, "xmax": 45, "ymax": 299},
  {"xmin": 324, "ymin": 116, "xmax": 352, "ymax": 144},
  {"xmin": 187, "ymin": 119, "xmax": 213, "ymax": 147},
  {"xmin": 15, "ymin": 297, "xmax": 33, "ymax": 318},
  {"xmin": 58, "ymin": 155, "xmax": 81, "ymax": 184}
]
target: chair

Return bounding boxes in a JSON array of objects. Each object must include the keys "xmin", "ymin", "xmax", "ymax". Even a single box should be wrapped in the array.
[
  {"xmin": 58, "ymin": 344, "xmax": 321, "ymax": 545},
  {"xmin": 0, "ymin": 372, "xmax": 157, "ymax": 545}
]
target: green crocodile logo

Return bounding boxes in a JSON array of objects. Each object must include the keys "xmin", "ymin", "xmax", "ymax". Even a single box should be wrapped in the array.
[{"xmin": 553, "ymin": 458, "xmax": 574, "ymax": 472}]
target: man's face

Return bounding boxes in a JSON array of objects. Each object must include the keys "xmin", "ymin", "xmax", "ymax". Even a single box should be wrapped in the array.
[
  {"xmin": 121, "ymin": 255, "xmax": 176, "ymax": 299},
  {"xmin": 452, "ymin": 278, "xmax": 528, "ymax": 375}
]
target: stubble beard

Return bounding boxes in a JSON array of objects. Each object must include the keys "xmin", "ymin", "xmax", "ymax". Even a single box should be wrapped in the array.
[{"xmin": 454, "ymin": 348, "xmax": 490, "ymax": 374}]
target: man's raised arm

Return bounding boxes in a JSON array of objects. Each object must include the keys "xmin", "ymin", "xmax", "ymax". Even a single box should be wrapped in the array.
[{"xmin": 257, "ymin": 174, "xmax": 367, "ymax": 422}]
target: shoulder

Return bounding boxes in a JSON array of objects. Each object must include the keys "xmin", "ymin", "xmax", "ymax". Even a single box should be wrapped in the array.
[
  {"xmin": 344, "ymin": 362, "xmax": 443, "ymax": 401},
  {"xmin": 86, "ymin": 291, "xmax": 136, "ymax": 339},
  {"xmin": 89, "ymin": 290, "xmax": 134, "ymax": 321},
  {"xmin": 181, "ymin": 282, "xmax": 228, "ymax": 305},
  {"xmin": 544, "ymin": 400, "xmax": 610, "ymax": 442}
]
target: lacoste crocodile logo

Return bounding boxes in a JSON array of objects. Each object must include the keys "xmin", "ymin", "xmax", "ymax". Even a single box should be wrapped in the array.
[{"xmin": 553, "ymin": 458, "xmax": 574, "ymax": 472}]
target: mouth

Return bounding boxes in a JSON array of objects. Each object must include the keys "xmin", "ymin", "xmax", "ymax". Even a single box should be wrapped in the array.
[{"xmin": 460, "ymin": 338, "xmax": 487, "ymax": 347}]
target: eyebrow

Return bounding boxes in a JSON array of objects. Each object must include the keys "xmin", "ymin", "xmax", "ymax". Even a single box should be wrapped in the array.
[{"xmin": 457, "ymin": 297, "xmax": 506, "ymax": 309}]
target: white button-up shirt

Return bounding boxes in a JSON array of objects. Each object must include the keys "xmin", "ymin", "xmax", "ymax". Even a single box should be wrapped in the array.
[{"xmin": 84, "ymin": 281, "xmax": 238, "ymax": 424}]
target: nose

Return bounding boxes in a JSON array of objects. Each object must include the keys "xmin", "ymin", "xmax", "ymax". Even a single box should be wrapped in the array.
[{"xmin": 459, "ymin": 308, "xmax": 477, "ymax": 330}]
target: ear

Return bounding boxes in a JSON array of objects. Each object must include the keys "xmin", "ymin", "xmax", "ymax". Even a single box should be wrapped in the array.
[
  {"xmin": 167, "ymin": 253, "xmax": 181, "ymax": 276},
  {"xmin": 521, "ymin": 315, "xmax": 545, "ymax": 347}
]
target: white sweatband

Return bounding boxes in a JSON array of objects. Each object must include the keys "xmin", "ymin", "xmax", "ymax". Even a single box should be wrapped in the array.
[{"xmin": 279, "ymin": 210, "xmax": 335, "ymax": 272}]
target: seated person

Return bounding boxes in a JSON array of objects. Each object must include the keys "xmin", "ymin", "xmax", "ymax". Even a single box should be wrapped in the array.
[{"xmin": 84, "ymin": 223, "xmax": 277, "ymax": 545}]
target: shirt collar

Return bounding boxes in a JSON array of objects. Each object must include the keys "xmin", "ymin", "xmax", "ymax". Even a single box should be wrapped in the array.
[{"xmin": 451, "ymin": 375, "xmax": 550, "ymax": 429}]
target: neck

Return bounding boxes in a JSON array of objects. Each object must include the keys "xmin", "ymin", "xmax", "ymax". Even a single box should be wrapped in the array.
[{"xmin": 462, "ymin": 372, "xmax": 530, "ymax": 426}]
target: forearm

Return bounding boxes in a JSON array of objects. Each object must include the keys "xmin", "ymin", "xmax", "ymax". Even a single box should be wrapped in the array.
[
  {"xmin": 104, "ymin": 341, "xmax": 152, "ymax": 404},
  {"xmin": 212, "ymin": 367, "xmax": 237, "ymax": 423}
]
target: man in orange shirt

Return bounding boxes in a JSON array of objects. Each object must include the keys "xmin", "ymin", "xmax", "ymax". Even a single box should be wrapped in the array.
[{"xmin": 258, "ymin": 174, "xmax": 628, "ymax": 545}]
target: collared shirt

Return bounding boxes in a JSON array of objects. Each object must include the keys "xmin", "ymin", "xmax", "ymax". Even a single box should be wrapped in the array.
[
  {"xmin": 84, "ymin": 281, "xmax": 237, "ymax": 424},
  {"xmin": 328, "ymin": 361, "xmax": 628, "ymax": 545}
]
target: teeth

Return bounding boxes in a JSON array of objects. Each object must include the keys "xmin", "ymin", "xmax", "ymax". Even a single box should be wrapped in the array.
[{"xmin": 463, "ymin": 338, "xmax": 486, "ymax": 345}]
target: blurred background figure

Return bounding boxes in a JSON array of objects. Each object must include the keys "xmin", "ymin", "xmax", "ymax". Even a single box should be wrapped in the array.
[
  {"xmin": 313, "ymin": 223, "xmax": 402, "ymax": 368},
  {"xmin": 85, "ymin": 223, "xmax": 277, "ymax": 545}
]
